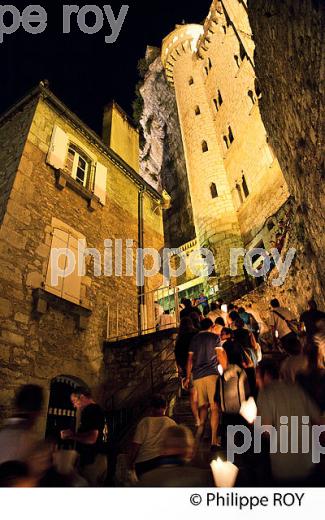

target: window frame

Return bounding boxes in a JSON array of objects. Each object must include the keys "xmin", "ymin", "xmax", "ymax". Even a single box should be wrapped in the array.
[{"xmin": 65, "ymin": 143, "xmax": 93, "ymax": 190}]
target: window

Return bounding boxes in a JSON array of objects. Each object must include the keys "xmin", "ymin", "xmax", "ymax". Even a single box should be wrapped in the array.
[
  {"xmin": 218, "ymin": 90, "xmax": 223, "ymax": 106},
  {"xmin": 223, "ymin": 136, "xmax": 229, "ymax": 150},
  {"xmin": 202, "ymin": 141, "xmax": 209, "ymax": 153},
  {"xmin": 195, "ymin": 105, "xmax": 201, "ymax": 116},
  {"xmin": 45, "ymin": 224, "xmax": 84, "ymax": 305},
  {"xmin": 242, "ymin": 175, "xmax": 249, "ymax": 197},
  {"xmin": 236, "ymin": 183, "xmax": 243, "ymax": 204},
  {"xmin": 234, "ymin": 55, "xmax": 240, "ymax": 68},
  {"xmin": 210, "ymin": 183, "xmax": 218, "ymax": 199},
  {"xmin": 65, "ymin": 145, "xmax": 91, "ymax": 188},
  {"xmin": 47, "ymin": 125, "xmax": 108, "ymax": 205},
  {"xmin": 189, "ymin": 77, "xmax": 194, "ymax": 86},
  {"xmin": 267, "ymin": 220, "xmax": 275, "ymax": 231},
  {"xmin": 204, "ymin": 66, "xmax": 209, "ymax": 76},
  {"xmin": 213, "ymin": 99, "xmax": 218, "ymax": 111},
  {"xmin": 248, "ymin": 90, "xmax": 255, "ymax": 106},
  {"xmin": 228, "ymin": 126, "xmax": 234, "ymax": 143},
  {"xmin": 208, "ymin": 58, "xmax": 212, "ymax": 70},
  {"xmin": 255, "ymin": 80, "xmax": 262, "ymax": 98},
  {"xmin": 239, "ymin": 43, "xmax": 246, "ymax": 61},
  {"xmin": 222, "ymin": 25, "xmax": 227, "ymax": 34}
]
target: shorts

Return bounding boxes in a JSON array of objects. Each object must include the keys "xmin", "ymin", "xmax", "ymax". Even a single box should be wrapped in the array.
[{"xmin": 193, "ymin": 375, "xmax": 218, "ymax": 407}]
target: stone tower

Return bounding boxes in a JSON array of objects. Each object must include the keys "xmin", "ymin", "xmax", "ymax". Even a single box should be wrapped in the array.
[{"xmin": 161, "ymin": 24, "xmax": 245, "ymax": 295}]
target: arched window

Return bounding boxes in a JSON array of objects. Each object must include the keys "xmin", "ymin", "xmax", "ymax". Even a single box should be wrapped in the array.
[
  {"xmin": 248, "ymin": 90, "xmax": 255, "ymax": 105},
  {"xmin": 234, "ymin": 55, "xmax": 240, "ymax": 68},
  {"xmin": 228, "ymin": 126, "xmax": 234, "ymax": 143},
  {"xmin": 202, "ymin": 140, "xmax": 209, "ymax": 153},
  {"xmin": 208, "ymin": 58, "xmax": 212, "ymax": 70},
  {"xmin": 223, "ymin": 136, "xmax": 229, "ymax": 150},
  {"xmin": 195, "ymin": 105, "xmax": 201, "ymax": 116},
  {"xmin": 242, "ymin": 175, "xmax": 249, "ymax": 197},
  {"xmin": 210, "ymin": 183, "xmax": 218, "ymax": 199},
  {"xmin": 236, "ymin": 183, "xmax": 243, "ymax": 204},
  {"xmin": 189, "ymin": 76, "xmax": 194, "ymax": 86},
  {"xmin": 222, "ymin": 25, "xmax": 227, "ymax": 34},
  {"xmin": 218, "ymin": 90, "xmax": 223, "ymax": 106}
]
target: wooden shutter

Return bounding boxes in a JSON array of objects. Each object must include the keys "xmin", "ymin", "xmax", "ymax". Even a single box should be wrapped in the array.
[
  {"xmin": 61, "ymin": 235, "xmax": 82, "ymax": 305},
  {"xmin": 94, "ymin": 162, "xmax": 107, "ymax": 205},
  {"xmin": 47, "ymin": 125, "xmax": 69, "ymax": 170},
  {"xmin": 45, "ymin": 228, "xmax": 69, "ymax": 297},
  {"xmin": 45, "ymin": 229, "xmax": 82, "ymax": 305}
]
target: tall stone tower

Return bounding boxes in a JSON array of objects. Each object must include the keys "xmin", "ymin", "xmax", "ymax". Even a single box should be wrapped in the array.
[{"xmin": 161, "ymin": 24, "xmax": 245, "ymax": 295}]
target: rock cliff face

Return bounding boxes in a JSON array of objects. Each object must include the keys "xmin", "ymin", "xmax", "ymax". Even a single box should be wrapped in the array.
[
  {"xmin": 137, "ymin": 47, "xmax": 196, "ymax": 249},
  {"xmin": 248, "ymin": 0, "xmax": 325, "ymax": 303}
]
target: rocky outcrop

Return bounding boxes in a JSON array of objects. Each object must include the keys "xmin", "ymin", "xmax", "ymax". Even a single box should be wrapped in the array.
[
  {"xmin": 248, "ymin": 0, "xmax": 325, "ymax": 303},
  {"xmin": 137, "ymin": 47, "xmax": 196, "ymax": 249}
]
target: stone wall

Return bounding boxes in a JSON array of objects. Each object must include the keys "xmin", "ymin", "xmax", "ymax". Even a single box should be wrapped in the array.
[
  {"xmin": 248, "ymin": 0, "xmax": 325, "ymax": 304},
  {"xmin": 0, "ymin": 98, "xmax": 36, "ymax": 226},
  {"xmin": 104, "ymin": 330, "xmax": 177, "ymax": 408},
  {"xmin": 0, "ymin": 93, "xmax": 164, "ymax": 429}
]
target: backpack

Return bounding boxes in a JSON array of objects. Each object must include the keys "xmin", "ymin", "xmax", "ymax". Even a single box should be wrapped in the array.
[
  {"xmin": 273, "ymin": 310, "xmax": 300, "ymax": 336},
  {"xmin": 216, "ymin": 364, "xmax": 250, "ymax": 414}
]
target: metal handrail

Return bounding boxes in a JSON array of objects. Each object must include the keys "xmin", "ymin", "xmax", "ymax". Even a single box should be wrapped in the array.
[
  {"xmin": 106, "ymin": 285, "xmax": 180, "ymax": 342},
  {"xmin": 105, "ymin": 336, "xmax": 177, "ymax": 411},
  {"xmin": 105, "ymin": 336, "xmax": 179, "ymax": 446}
]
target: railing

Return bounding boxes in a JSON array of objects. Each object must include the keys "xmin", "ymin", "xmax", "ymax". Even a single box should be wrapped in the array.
[
  {"xmin": 106, "ymin": 285, "xmax": 180, "ymax": 342},
  {"xmin": 105, "ymin": 337, "xmax": 178, "ymax": 445}
]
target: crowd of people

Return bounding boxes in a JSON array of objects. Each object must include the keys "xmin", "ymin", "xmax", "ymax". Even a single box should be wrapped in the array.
[{"xmin": 0, "ymin": 297, "xmax": 324, "ymax": 487}]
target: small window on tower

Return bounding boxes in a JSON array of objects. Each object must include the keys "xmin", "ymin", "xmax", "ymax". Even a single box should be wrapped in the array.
[
  {"xmin": 202, "ymin": 141, "xmax": 209, "ymax": 153},
  {"xmin": 242, "ymin": 175, "xmax": 249, "ymax": 197},
  {"xmin": 218, "ymin": 90, "xmax": 223, "ymax": 106},
  {"xmin": 210, "ymin": 183, "xmax": 218, "ymax": 199},
  {"xmin": 223, "ymin": 136, "xmax": 229, "ymax": 150},
  {"xmin": 248, "ymin": 90, "xmax": 255, "ymax": 105},
  {"xmin": 208, "ymin": 58, "xmax": 212, "ymax": 70},
  {"xmin": 236, "ymin": 183, "xmax": 244, "ymax": 204},
  {"xmin": 228, "ymin": 126, "xmax": 234, "ymax": 144},
  {"xmin": 195, "ymin": 106, "xmax": 201, "ymax": 116},
  {"xmin": 240, "ymin": 43, "xmax": 246, "ymax": 61},
  {"xmin": 189, "ymin": 77, "xmax": 194, "ymax": 86},
  {"xmin": 234, "ymin": 55, "xmax": 240, "ymax": 68},
  {"xmin": 213, "ymin": 99, "xmax": 218, "ymax": 111}
]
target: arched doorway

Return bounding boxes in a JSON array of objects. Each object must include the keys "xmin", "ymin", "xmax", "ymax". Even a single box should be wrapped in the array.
[{"xmin": 45, "ymin": 375, "xmax": 89, "ymax": 448}]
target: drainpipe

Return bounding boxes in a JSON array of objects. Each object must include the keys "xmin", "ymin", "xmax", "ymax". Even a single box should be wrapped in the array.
[{"xmin": 137, "ymin": 187, "xmax": 145, "ymax": 334}]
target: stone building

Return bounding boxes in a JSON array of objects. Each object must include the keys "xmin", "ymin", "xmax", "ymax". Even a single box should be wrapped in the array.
[
  {"xmin": 0, "ymin": 83, "xmax": 164, "ymax": 431},
  {"xmin": 159, "ymin": 0, "xmax": 291, "ymax": 300}
]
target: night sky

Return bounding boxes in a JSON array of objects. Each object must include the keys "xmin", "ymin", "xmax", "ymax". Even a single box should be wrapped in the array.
[{"xmin": 0, "ymin": 1, "xmax": 210, "ymax": 134}]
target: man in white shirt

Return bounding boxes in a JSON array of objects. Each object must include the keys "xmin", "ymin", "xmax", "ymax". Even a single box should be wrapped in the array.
[{"xmin": 128, "ymin": 394, "xmax": 176, "ymax": 478}]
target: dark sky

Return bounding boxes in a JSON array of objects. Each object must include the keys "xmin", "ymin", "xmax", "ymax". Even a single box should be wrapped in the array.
[{"xmin": 0, "ymin": 1, "xmax": 210, "ymax": 134}]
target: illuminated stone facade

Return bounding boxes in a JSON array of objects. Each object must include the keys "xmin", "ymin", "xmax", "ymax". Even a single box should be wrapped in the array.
[
  {"xmin": 0, "ymin": 84, "xmax": 164, "ymax": 428},
  {"xmin": 161, "ymin": 0, "xmax": 290, "ymax": 297}
]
